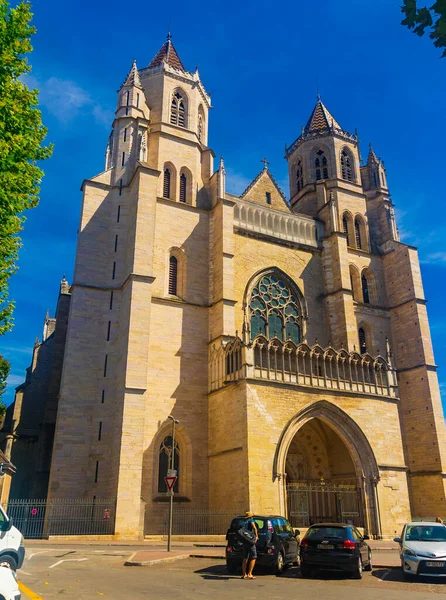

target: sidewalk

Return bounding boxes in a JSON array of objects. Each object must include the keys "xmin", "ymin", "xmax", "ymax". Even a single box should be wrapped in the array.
[{"xmin": 124, "ymin": 545, "xmax": 400, "ymax": 568}]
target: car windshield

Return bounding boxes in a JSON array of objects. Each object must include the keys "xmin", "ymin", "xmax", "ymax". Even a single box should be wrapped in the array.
[
  {"xmin": 405, "ymin": 525, "xmax": 446, "ymax": 542},
  {"xmin": 306, "ymin": 526, "xmax": 348, "ymax": 540},
  {"xmin": 230, "ymin": 517, "xmax": 267, "ymax": 532}
]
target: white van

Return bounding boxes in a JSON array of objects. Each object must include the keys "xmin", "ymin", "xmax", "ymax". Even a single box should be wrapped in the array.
[
  {"xmin": 0, "ymin": 565, "xmax": 20, "ymax": 600},
  {"xmin": 0, "ymin": 506, "xmax": 24, "ymax": 571}
]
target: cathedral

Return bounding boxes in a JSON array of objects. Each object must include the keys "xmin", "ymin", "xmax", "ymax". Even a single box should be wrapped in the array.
[{"xmin": 32, "ymin": 35, "xmax": 446, "ymax": 539}]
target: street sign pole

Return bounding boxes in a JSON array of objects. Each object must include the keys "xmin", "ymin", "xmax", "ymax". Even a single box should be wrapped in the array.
[{"xmin": 167, "ymin": 415, "xmax": 179, "ymax": 552}]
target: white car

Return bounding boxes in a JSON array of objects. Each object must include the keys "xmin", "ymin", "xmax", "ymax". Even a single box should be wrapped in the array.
[
  {"xmin": 0, "ymin": 565, "xmax": 20, "ymax": 600},
  {"xmin": 395, "ymin": 522, "xmax": 446, "ymax": 578}
]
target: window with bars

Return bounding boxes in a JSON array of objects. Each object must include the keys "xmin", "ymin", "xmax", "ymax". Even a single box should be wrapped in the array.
[
  {"xmin": 179, "ymin": 173, "xmax": 187, "ymax": 203},
  {"xmin": 163, "ymin": 169, "xmax": 171, "ymax": 198},
  {"xmin": 361, "ymin": 274, "xmax": 370, "ymax": 304},
  {"xmin": 315, "ymin": 149, "xmax": 328, "ymax": 180},
  {"xmin": 169, "ymin": 256, "xmax": 178, "ymax": 295},
  {"xmin": 355, "ymin": 218, "xmax": 362, "ymax": 249},
  {"xmin": 341, "ymin": 149, "xmax": 354, "ymax": 181},
  {"xmin": 171, "ymin": 91, "xmax": 186, "ymax": 127},
  {"xmin": 296, "ymin": 159, "xmax": 303, "ymax": 192},
  {"xmin": 358, "ymin": 328, "xmax": 367, "ymax": 354}
]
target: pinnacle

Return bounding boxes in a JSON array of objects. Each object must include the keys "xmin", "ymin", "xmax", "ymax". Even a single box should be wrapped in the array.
[
  {"xmin": 121, "ymin": 59, "xmax": 142, "ymax": 89},
  {"xmin": 367, "ymin": 144, "xmax": 380, "ymax": 165},
  {"xmin": 148, "ymin": 36, "xmax": 185, "ymax": 71}
]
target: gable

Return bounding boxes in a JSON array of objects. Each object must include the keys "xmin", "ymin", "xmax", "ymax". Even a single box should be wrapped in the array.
[{"xmin": 241, "ymin": 170, "xmax": 290, "ymax": 213}]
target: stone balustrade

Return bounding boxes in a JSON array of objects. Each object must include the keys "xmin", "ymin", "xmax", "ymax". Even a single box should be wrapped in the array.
[
  {"xmin": 209, "ymin": 336, "xmax": 398, "ymax": 399},
  {"xmin": 234, "ymin": 200, "xmax": 322, "ymax": 248}
]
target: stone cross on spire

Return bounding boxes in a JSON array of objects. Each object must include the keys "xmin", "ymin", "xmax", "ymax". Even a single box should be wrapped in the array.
[{"xmin": 261, "ymin": 157, "xmax": 270, "ymax": 170}]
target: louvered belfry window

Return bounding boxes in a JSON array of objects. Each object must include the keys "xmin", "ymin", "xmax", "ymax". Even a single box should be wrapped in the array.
[
  {"xmin": 361, "ymin": 274, "xmax": 370, "ymax": 304},
  {"xmin": 358, "ymin": 328, "xmax": 367, "ymax": 354},
  {"xmin": 179, "ymin": 173, "xmax": 187, "ymax": 203},
  {"xmin": 315, "ymin": 150, "xmax": 328, "ymax": 180},
  {"xmin": 171, "ymin": 91, "xmax": 186, "ymax": 127},
  {"xmin": 169, "ymin": 256, "xmax": 178, "ymax": 295},
  {"xmin": 296, "ymin": 159, "xmax": 303, "ymax": 192},
  {"xmin": 341, "ymin": 150, "xmax": 354, "ymax": 181},
  {"xmin": 163, "ymin": 169, "xmax": 171, "ymax": 198},
  {"xmin": 355, "ymin": 218, "xmax": 362, "ymax": 249}
]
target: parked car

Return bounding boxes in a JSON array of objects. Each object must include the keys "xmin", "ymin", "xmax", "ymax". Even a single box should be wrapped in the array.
[
  {"xmin": 0, "ymin": 506, "xmax": 24, "ymax": 572},
  {"xmin": 0, "ymin": 564, "xmax": 21, "ymax": 600},
  {"xmin": 394, "ymin": 522, "xmax": 446, "ymax": 578},
  {"xmin": 299, "ymin": 523, "xmax": 372, "ymax": 579},
  {"xmin": 226, "ymin": 515, "xmax": 300, "ymax": 575}
]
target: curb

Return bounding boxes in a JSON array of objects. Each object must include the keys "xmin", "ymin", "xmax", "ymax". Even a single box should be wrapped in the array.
[{"xmin": 124, "ymin": 553, "xmax": 191, "ymax": 567}]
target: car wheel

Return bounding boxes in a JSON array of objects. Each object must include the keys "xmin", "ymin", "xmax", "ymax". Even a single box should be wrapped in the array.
[
  {"xmin": 364, "ymin": 550, "xmax": 373, "ymax": 571},
  {"xmin": 275, "ymin": 551, "xmax": 284, "ymax": 575},
  {"xmin": 226, "ymin": 562, "xmax": 238, "ymax": 574},
  {"xmin": 353, "ymin": 556, "xmax": 363, "ymax": 579},
  {"xmin": 0, "ymin": 555, "xmax": 17, "ymax": 571}
]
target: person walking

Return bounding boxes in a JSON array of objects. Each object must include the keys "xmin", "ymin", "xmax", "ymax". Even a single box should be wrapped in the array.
[
  {"xmin": 241, "ymin": 511, "xmax": 258, "ymax": 580},
  {"xmin": 435, "ymin": 516, "xmax": 444, "ymax": 524}
]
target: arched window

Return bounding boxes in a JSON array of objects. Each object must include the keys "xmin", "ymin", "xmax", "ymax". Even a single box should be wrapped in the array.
[
  {"xmin": 342, "ymin": 212, "xmax": 353, "ymax": 246},
  {"xmin": 358, "ymin": 328, "xmax": 367, "ymax": 354},
  {"xmin": 168, "ymin": 256, "xmax": 178, "ymax": 295},
  {"xmin": 163, "ymin": 168, "xmax": 171, "ymax": 198},
  {"xmin": 296, "ymin": 159, "xmax": 303, "ymax": 192},
  {"xmin": 355, "ymin": 218, "xmax": 362, "ymax": 249},
  {"xmin": 249, "ymin": 273, "xmax": 301, "ymax": 343},
  {"xmin": 157, "ymin": 435, "xmax": 179, "ymax": 493},
  {"xmin": 341, "ymin": 149, "xmax": 354, "ymax": 181},
  {"xmin": 171, "ymin": 91, "xmax": 187, "ymax": 127},
  {"xmin": 315, "ymin": 149, "xmax": 328, "ymax": 181},
  {"xmin": 179, "ymin": 173, "xmax": 187, "ymax": 203},
  {"xmin": 198, "ymin": 105, "xmax": 204, "ymax": 142},
  {"xmin": 349, "ymin": 264, "xmax": 361, "ymax": 301},
  {"xmin": 361, "ymin": 274, "xmax": 370, "ymax": 304}
]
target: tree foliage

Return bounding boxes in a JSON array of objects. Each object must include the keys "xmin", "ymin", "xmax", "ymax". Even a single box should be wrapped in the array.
[
  {"xmin": 401, "ymin": 0, "xmax": 446, "ymax": 57},
  {"xmin": 0, "ymin": 0, "xmax": 52, "ymax": 335}
]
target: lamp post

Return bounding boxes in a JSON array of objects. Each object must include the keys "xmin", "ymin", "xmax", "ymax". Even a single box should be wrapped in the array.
[{"xmin": 167, "ymin": 415, "xmax": 179, "ymax": 552}]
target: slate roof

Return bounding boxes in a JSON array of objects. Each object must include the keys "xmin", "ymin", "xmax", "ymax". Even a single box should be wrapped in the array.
[
  {"xmin": 304, "ymin": 98, "xmax": 343, "ymax": 134},
  {"xmin": 148, "ymin": 36, "xmax": 185, "ymax": 71}
]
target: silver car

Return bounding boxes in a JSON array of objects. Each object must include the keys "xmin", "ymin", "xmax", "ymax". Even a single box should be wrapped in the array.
[{"xmin": 394, "ymin": 522, "xmax": 446, "ymax": 578}]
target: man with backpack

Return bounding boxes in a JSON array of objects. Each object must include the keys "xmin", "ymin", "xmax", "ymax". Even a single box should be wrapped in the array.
[{"xmin": 241, "ymin": 511, "xmax": 258, "ymax": 579}]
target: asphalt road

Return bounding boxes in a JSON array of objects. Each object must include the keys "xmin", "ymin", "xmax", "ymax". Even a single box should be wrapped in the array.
[{"xmin": 16, "ymin": 545, "xmax": 446, "ymax": 599}]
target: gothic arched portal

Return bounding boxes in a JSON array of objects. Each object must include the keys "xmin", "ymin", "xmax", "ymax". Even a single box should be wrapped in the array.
[{"xmin": 274, "ymin": 401, "xmax": 381, "ymax": 537}]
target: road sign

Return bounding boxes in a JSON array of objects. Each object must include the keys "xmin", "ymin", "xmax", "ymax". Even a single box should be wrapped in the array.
[
  {"xmin": 103, "ymin": 509, "xmax": 110, "ymax": 519},
  {"xmin": 167, "ymin": 469, "xmax": 177, "ymax": 478},
  {"xmin": 164, "ymin": 476, "xmax": 177, "ymax": 492}
]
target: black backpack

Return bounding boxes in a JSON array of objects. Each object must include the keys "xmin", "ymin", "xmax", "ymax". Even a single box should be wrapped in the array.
[{"xmin": 235, "ymin": 520, "xmax": 257, "ymax": 545}]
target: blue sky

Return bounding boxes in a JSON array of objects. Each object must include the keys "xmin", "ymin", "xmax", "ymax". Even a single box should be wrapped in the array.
[{"xmin": 1, "ymin": 0, "xmax": 445, "ymax": 408}]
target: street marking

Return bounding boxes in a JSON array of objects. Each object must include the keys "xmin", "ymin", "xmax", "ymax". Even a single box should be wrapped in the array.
[
  {"xmin": 49, "ymin": 557, "xmax": 88, "ymax": 569},
  {"xmin": 18, "ymin": 581, "xmax": 43, "ymax": 599},
  {"xmin": 378, "ymin": 569, "xmax": 391, "ymax": 581},
  {"xmin": 19, "ymin": 570, "xmax": 32, "ymax": 575},
  {"xmin": 27, "ymin": 550, "xmax": 51, "ymax": 561}
]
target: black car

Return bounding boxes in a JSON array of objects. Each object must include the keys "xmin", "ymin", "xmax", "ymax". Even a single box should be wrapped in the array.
[
  {"xmin": 299, "ymin": 523, "xmax": 372, "ymax": 579},
  {"xmin": 226, "ymin": 515, "xmax": 300, "ymax": 575}
]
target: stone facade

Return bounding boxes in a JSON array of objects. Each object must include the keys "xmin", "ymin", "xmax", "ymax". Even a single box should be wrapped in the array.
[
  {"xmin": 0, "ymin": 278, "xmax": 71, "ymax": 499},
  {"xmin": 46, "ymin": 38, "xmax": 445, "ymax": 539}
]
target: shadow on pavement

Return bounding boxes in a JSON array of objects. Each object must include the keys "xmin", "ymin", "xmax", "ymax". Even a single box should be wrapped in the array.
[{"xmin": 372, "ymin": 568, "xmax": 446, "ymax": 586}]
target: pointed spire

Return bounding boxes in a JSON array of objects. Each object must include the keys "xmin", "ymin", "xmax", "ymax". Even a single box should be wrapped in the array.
[
  {"xmin": 304, "ymin": 98, "xmax": 343, "ymax": 135},
  {"xmin": 60, "ymin": 274, "xmax": 69, "ymax": 295},
  {"xmin": 148, "ymin": 34, "xmax": 185, "ymax": 71},
  {"xmin": 367, "ymin": 143, "xmax": 380, "ymax": 165},
  {"xmin": 34, "ymin": 335, "xmax": 39, "ymax": 348},
  {"xmin": 121, "ymin": 59, "xmax": 142, "ymax": 89}
]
